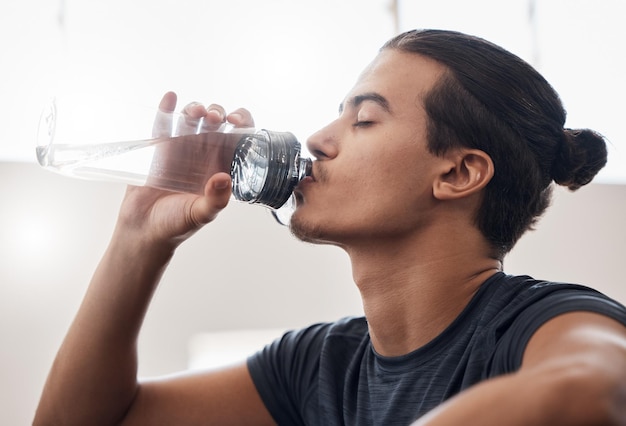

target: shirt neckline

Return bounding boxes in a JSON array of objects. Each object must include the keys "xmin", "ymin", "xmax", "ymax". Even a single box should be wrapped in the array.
[{"xmin": 371, "ymin": 271, "xmax": 507, "ymax": 372}]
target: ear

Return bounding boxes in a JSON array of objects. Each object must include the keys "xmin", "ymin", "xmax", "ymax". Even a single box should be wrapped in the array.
[{"xmin": 433, "ymin": 149, "xmax": 494, "ymax": 200}]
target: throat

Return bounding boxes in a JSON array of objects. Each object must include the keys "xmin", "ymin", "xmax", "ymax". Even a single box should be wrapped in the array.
[
  {"xmin": 345, "ymin": 223, "xmax": 503, "ymax": 357},
  {"xmin": 356, "ymin": 263, "xmax": 499, "ymax": 357}
]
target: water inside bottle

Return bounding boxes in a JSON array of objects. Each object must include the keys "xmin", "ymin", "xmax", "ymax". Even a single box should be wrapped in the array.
[{"xmin": 36, "ymin": 132, "xmax": 247, "ymax": 194}]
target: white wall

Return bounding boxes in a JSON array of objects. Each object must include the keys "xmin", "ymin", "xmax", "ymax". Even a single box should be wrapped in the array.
[{"xmin": 506, "ymin": 183, "xmax": 626, "ymax": 303}]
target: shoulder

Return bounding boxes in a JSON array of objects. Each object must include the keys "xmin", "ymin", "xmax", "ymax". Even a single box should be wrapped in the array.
[
  {"xmin": 486, "ymin": 273, "xmax": 626, "ymax": 374},
  {"xmin": 279, "ymin": 316, "xmax": 368, "ymax": 348},
  {"xmin": 248, "ymin": 316, "xmax": 368, "ymax": 371},
  {"xmin": 491, "ymin": 273, "xmax": 626, "ymax": 326},
  {"xmin": 477, "ymin": 273, "xmax": 625, "ymax": 320},
  {"xmin": 246, "ymin": 317, "xmax": 369, "ymax": 423}
]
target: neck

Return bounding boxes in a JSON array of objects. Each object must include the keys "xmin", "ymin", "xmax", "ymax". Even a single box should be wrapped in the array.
[{"xmin": 345, "ymin": 225, "xmax": 501, "ymax": 357}]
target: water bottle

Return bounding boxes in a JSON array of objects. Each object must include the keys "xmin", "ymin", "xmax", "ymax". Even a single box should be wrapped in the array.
[{"xmin": 36, "ymin": 95, "xmax": 312, "ymax": 224}]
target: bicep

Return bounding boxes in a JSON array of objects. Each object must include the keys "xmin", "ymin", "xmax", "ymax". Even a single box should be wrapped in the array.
[
  {"xmin": 522, "ymin": 311, "xmax": 626, "ymax": 369},
  {"xmin": 121, "ymin": 361, "xmax": 276, "ymax": 426},
  {"xmin": 520, "ymin": 311, "xmax": 626, "ymax": 423}
]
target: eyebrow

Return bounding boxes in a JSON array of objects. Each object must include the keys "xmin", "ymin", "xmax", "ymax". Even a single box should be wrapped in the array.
[{"xmin": 338, "ymin": 92, "xmax": 391, "ymax": 114}]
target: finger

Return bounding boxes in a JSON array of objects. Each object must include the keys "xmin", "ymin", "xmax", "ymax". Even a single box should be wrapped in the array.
[
  {"xmin": 175, "ymin": 102, "xmax": 206, "ymax": 136},
  {"xmin": 206, "ymin": 104, "xmax": 227, "ymax": 121},
  {"xmin": 227, "ymin": 107, "xmax": 255, "ymax": 128},
  {"xmin": 153, "ymin": 92, "xmax": 178, "ymax": 137},
  {"xmin": 158, "ymin": 91, "xmax": 177, "ymax": 112},
  {"xmin": 182, "ymin": 101, "xmax": 209, "ymax": 119},
  {"xmin": 191, "ymin": 172, "xmax": 232, "ymax": 224},
  {"xmin": 200, "ymin": 104, "xmax": 228, "ymax": 132}
]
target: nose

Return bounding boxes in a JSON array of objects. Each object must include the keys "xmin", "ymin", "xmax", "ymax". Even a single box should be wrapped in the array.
[{"xmin": 306, "ymin": 121, "xmax": 339, "ymax": 161}]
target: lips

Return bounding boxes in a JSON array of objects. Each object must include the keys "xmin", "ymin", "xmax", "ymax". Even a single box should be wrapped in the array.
[
  {"xmin": 295, "ymin": 176, "xmax": 314, "ymax": 197},
  {"xmin": 307, "ymin": 162, "xmax": 318, "ymax": 182},
  {"xmin": 294, "ymin": 164, "xmax": 317, "ymax": 197},
  {"xmin": 300, "ymin": 162, "xmax": 318, "ymax": 184}
]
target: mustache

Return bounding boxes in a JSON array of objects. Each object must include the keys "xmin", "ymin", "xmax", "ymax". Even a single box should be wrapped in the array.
[{"xmin": 312, "ymin": 162, "xmax": 328, "ymax": 183}]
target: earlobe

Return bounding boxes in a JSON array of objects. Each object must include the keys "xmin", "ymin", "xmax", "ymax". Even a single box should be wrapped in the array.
[{"xmin": 433, "ymin": 149, "xmax": 494, "ymax": 200}]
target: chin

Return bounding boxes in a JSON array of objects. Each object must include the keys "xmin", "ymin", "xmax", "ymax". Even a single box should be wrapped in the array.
[
  {"xmin": 290, "ymin": 212, "xmax": 348, "ymax": 248},
  {"xmin": 289, "ymin": 212, "xmax": 319, "ymax": 243},
  {"xmin": 289, "ymin": 210, "xmax": 331, "ymax": 245}
]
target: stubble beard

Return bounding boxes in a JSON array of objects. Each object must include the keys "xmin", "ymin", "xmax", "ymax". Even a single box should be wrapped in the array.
[
  {"xmin": 288, "ymin": 164, "xmax": 335, "ymax": 245},
  {"xmin": 289, "ymin": 213, "xmax": 324, "ymax": 244}
]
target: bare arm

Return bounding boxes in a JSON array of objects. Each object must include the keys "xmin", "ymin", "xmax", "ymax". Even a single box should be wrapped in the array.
[
  {"xmin": 33, "ymin": 94, "xmax": 276, "ymax": 425},
  {"xmin": 412, "ymin": 311, "xmax": 626, "ymax": 425}
]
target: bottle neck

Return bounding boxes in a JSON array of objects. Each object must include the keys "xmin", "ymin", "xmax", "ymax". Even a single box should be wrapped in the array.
[{"xmin": 298, "ymin": 156, "xmax": 313, "ymax": 181}]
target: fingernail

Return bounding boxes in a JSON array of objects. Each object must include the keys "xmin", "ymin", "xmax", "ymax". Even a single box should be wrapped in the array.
[
  {"xmin": 228, "ymin": 112, "xmax": 243, "ymax": 122},
  {"xmin": 207, "ymin": 108, "xmax": 224, "ymax": 120},
  {"xmin": 214, "ymin": 180, "xmax": 230, "ymax": 190}
]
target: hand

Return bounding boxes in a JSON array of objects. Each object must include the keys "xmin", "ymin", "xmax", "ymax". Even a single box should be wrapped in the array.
[{"xmin": 116, "ymin": 91, "xmax": 256, "ymax": 248}]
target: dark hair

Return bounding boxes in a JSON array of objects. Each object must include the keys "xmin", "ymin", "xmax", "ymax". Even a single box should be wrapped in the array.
[{"xmin": 383, "ymin": 29, "xmax": 607, "ymax": 258}]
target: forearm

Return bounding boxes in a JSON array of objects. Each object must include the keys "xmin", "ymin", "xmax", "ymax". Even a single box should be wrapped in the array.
[
  {"xmin": 34, "ymin": 228, "xmax": 175, "ymax": 425},
  {"xmin": 413, "ymin": 374, "xmax": 559, "ymax": 426},
  {"xmin": 413, "ymin": 359, "xmax": 623, "ymax": 426}
]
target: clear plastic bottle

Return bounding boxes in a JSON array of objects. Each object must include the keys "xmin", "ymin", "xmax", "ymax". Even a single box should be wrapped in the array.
[{"xmin": 36, "ymin": 97, "xmax": 312, "ymax": 224}]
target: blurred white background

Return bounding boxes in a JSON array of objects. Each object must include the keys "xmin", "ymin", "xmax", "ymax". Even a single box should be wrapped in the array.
[
  {"xmin": 2, "ymin": 0, "xmax": 625, "ymax": 180},
  {"xmin": 1, "ymin": 1, "xmax": 625, "ymax": 424}
]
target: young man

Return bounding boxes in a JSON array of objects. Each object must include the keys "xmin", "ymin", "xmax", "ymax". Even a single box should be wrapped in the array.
[{"xmin": 35, "ymin": 29, "xmax": 626, "ymax": 425}]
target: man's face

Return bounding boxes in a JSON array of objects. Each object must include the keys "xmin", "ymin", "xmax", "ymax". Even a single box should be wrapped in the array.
[{"xmin": 290, "ymin": 49, "xmax": 449, "ymax": 246}]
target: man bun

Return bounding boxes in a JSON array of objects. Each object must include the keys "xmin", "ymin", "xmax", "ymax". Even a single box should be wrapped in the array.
[{"xmin": 551, "ymin": 129, "xmax": 608, "ymax": 190}]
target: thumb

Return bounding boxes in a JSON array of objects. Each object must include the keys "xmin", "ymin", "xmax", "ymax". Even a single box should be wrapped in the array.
[{"xmin": 191, "ymin": 173, "xmax": 232, "ymax": 225}]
